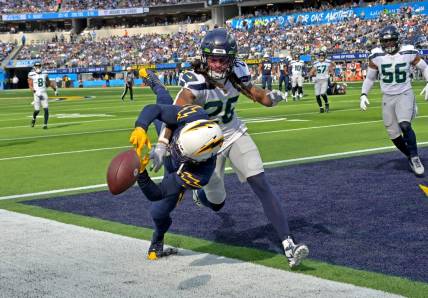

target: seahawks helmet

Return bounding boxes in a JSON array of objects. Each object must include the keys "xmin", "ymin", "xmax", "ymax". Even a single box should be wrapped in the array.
[
  {"xmin": 200, "ymin": 28, "xmax": 238, "ymax": 80},
  {"xmin": 33, "ymin": 62, "xmax": 42, "ymax": 74},
  {"xmin": 171, "ymin": 119, "xmax": 224, "ymax": 163},
  {"xmin": 293, "ymin": 53, "xmax": 300, "ymax": 61},
  {"xmin": 318, "ymin": 51, "xmax": 326, "ymax": 62},
  {"xmin": 379, "ymin": 25, "xmax": 400, "ymax": 54}
]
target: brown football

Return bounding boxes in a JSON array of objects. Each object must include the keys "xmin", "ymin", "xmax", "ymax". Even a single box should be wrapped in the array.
[{"xmin": 107, "ymin": 149, "xmax": 140, "ymax": 195}]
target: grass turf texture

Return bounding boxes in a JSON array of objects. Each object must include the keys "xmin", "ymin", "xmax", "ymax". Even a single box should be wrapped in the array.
[{"xmin": 1, "ymin": 82, "xmax": 428, "ymax": 297}]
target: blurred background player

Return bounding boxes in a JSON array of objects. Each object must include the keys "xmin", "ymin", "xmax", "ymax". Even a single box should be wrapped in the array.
[
  {"xmin": 360, "ymin": 25, "xmax": 428, "ymax": 176},
  {"xmin": 259, "ymin": 53, "xmax": 273, "ymax": 90},
  {"xmin": 121, "ymin": 66, "xmax": 135, "ymax": 101},
  {"xmin": 290, "ymin": 53, "xmax": 304, "ymax": 100},
  {"xmin": 277, "ymin": 53, "xmax": 290, "ymax": 100},
  {"xmin": 28, "ymin": 62, "xmax": 57, "ymax": 129},
  {"xmin": 309, "ymin": 51, "xmax": 336, "ymax": 113},
  {"xmin": 130, "ymin": 73, "xmax": 224, "ymax": 260}
]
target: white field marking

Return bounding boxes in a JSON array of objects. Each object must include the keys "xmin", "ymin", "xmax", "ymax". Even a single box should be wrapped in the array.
[
  {"xmin": 0, "ymin": 145, "xmax": 131, "ymax": 161},
  {"xmin": 287, "ymin": 119, "xmax": 310, "ymax": 122},
  {"xmin": 244, "ymin": 117, "xmax": 286, "ymax": 123},
  {"xmin": 3, "ymin": 142, "xmax": 428, "ymax": 201},
  {"xmin": 0, "ymin": 127, "xmax": 131, "ymax": 142}
]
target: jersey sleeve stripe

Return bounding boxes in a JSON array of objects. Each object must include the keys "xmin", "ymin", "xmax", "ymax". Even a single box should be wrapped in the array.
[
  {"xmin": 399, "ymin": 50, "xmax": 419, "ymax": 55},
  {"xmin": 369, "ymin": 52, "xmax": 386, "ymax": 59}
]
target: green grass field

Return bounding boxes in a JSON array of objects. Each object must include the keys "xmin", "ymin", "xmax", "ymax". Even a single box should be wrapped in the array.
[{"xmin": 1, "ymin": 82, "xmax": 428, "ymax": 297}]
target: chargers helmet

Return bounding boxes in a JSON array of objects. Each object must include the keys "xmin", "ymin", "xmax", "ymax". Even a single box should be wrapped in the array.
[
  {"xmin": 33, "ymin": 62, "xmax": 42, "ymax": 74},
  {"xmin": 379, "ymin": 25, "xmax": 400, "ymax": 54},
  {"xmin": 172, "ymin": 119, "xmax": 224, "ymax": 163},
  {"xmin": 200, "ymin": 28, "xmax": 237, "ymax": 80}
]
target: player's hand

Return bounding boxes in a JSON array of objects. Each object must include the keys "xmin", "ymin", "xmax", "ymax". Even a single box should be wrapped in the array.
[
  {"xmin": 54, "ymin": 90, "xmax": 58, "ymax": 96},
  {"xmin": 360, "ymin": 94, "xmax": 370, "ymax": 111},
  {"xmin": 267, "ymin": 90, "xmax": 286, "ymax": 106},
  {"xmin": 149, "ymin": 141, "xmax": 168, "ymax": 172},
  {"xmin": 129, "ymin": 127, "xmax": 151, "ymax": 171}
]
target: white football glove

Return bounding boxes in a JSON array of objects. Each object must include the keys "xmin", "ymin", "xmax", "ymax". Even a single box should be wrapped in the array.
[
  {"xmin": 267, "ymin": 90, "xmax": 286, "ymax": 106},
  {"xmin": 54, "ymin": 90, "xmax": 58, "ymax": 96},
  {"xmin": 360, "ymin": 94, "xmax": 370, "ymax": 111},
  {"xmin": 149, "ymin": 142, "xmax": 168, "ymax": 172},
  {"xmin": 420, "ymin": 83, "xmax": 428, "ymax": 101}
]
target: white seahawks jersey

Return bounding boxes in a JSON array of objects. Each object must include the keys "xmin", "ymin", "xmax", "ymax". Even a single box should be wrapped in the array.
[
  {"xmin": 369, "ymin": 45, "xmax": 419, "ymax": 95},
  {"xmin": 28, "ymin": 71, "xmax": 49, "ymax": 93},
  {"xmin": 179, "ymin": 60, "xmax": 251, "ymax": 151},
  {"xmin": 290, "ymin": 60, "xmax": 304, "ymax": 77},
  {"xmin": 313, "ymin": 59, "xmax": 332, "ymax": 80}
]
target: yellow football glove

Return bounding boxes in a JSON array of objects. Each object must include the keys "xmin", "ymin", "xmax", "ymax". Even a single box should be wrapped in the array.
[
  {"xmin": 139, "ymin": 67, "xmax": 148, "ymax": 78},
  {"xmin": 129, "ymin": 127, "xmax": 152, "ymax": 172}
]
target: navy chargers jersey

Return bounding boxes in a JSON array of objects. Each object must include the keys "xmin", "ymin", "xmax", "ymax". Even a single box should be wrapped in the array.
[
  {"xmin": 261, "ymin": 61, "xmax": 273, "ymax": 75},
  {"xmin": 135, "ymin": 104, "xmax": 216, "ymax": 196}
]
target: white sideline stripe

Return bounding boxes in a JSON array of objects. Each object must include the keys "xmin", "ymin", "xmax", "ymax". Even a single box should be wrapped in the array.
[
  {"xmin": 0, "ymin": 146, "xmax": 131, "ymax": 161},
  {"xmin": 2, "ymin": 142, "xmax": 428, "ymax": 201}
]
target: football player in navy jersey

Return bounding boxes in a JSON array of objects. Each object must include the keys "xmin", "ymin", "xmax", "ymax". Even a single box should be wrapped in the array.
[
  {"xmin": 130, "ymin": 72, "xmax": 224, "ymax": 260},
  {"xmin": 148, "ymin": 28, "xmax": 308, "ymax": 268},
  {"xmin": 258, "ymin": 53, "xmax": 273, "ymax": 90},
  {"xmin": 277, "ymin": 54, "xmax": 290, "ymax": 99}
]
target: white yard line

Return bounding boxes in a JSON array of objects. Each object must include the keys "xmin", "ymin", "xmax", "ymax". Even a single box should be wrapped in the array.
[{"xmin": 2, "ymin": 142, "xmax": 427, "ymax": 200}]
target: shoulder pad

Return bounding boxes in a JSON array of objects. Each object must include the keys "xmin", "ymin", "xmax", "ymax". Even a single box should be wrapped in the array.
[
  {"xmin": 370, "ymin": 47, "xmax": 384, "ymax": 55},
  {"xmin": 325, "ymin": 59, "xmax": 332, "ymax": 63},
  {"xmin": 28, "ymin": 71, "xmax": 35, "ymax": 77},
  {"xmin": 179, "ymin": 71, "xmax": 208, "ymax": 90},
  {"xmin": 400, "ymin": 44, "xmax": 416, "ymax": 51}
]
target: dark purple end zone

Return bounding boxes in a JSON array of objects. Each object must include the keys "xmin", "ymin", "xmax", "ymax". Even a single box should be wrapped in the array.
[{"xmin": 24, "ymin": 148, "xmax": 428, "ymax": 282}]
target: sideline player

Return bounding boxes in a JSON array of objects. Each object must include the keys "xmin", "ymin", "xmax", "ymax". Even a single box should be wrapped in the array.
[
  {"xmin": 28, "ymin": 62, "xmax": 57, "ymax": 129},
  {"xmin": 121, "ymin": 66, "xmax": 135, "ymax": 101},
  {"xmin": 258, "ymin": 53, "xmax": 273, "ymax": 90},
  {"xmin": 277, "ymin": 54, "xmax": 290, "ymax": 100},
  {"xmin": 130, "ymin": 76, "xmax": 224, "ymax": 260},
  {"xmin": 290, "ymin": 53, "xmax": 305, "ymax": 100},
  {"xmin": 150, "ymin": 28, "xmax": 309, "ymax": 268},
  {"xmin": 309, "ymin": 51, "xmax": 335, "ymax": 113},
  {"xmin": 360, "ymin": 25, "xmax": 428, "ymax": 176}
]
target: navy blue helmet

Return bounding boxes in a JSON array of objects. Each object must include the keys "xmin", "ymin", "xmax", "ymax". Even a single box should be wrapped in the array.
[
  {"xmin": 200, "ymin": 28, "xmax": 237, "ymax": 80},
  {"xmin": 379, "ymin": 25, "xmax": 400, "ymax": 54}
]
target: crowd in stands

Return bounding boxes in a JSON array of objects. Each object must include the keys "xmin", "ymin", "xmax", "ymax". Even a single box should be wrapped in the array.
[
  {"xmin": 14, "ymin": 4, "xmax": 428, "ymax": 69},
  {"xmin": 0, "ymin": 0, "xmax": 201, "ymax": 14},
  {"xmin": 0, "ymin": 41, "xmax": 16, "ymax": 62}
]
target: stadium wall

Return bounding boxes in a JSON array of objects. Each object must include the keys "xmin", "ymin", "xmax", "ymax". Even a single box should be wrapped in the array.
[{"xmin": 0, "ymin": 31, "xmax": 71, "ymax": 44}]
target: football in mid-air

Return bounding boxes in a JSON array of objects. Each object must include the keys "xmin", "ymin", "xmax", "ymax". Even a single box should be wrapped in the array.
[{"xmin": 107, "ymin": 149, "xmax": 140, "ymax": 195}]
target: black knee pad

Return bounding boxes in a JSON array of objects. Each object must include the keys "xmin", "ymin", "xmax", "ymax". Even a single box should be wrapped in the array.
[{"xmin": 399, "ymin": 121, "xmax": 411, "ymax": 133}]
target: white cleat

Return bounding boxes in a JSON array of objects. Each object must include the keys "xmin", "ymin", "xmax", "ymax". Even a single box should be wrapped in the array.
[
  {"xmin": 192, "ymin": 190, "xmax": 202, "ymax": 207},
  {"xmin": 283, "ymin": 237, "xmax": 309, "ymax": 268},
  {"xmin": 409, "ymin": 156, "xmax": 425, "ymax": 176}
]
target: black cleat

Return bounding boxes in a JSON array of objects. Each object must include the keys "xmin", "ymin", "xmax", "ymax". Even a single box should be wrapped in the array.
[
  {"xmin": 320, "ymin": 107, "xmax": 325, "ymax": 113},
  {"xmin": 42, "ymin": 125, "xmax": 48, "ymax": 130},
  {"xmin": 325, "ymin": 104, "xmax": 330, "ymax": 113},
  {"xmin": 147, "ymin": 240, "xmax": 178, "ymax": 260},
  {"xmin": 31, "ymin": 119, "xmax": 36, "ymax": 127}
]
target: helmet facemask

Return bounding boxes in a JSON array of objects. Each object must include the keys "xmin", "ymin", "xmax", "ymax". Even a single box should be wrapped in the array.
[
  {"xmin": 203, "ymin": 54, "xmax": 235, "ymax": 80},
  {"xmin": 34, "ymin": 63, "xmax": 42, "ymax": 74},
  {"xmin": 381, "ymin": 38, "xmax": 399, "ymax": 55}
]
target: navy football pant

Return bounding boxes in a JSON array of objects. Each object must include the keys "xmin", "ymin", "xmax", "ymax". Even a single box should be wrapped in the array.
[{"xmin": 262, "ymin": 75, "xmax": 272, "ymax": 90}]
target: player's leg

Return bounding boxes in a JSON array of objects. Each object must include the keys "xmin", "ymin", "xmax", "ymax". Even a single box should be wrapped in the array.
[
  {"xmin": 228, "ymin": 133, "xmax": 309, "ymax": 267},
  {"xmin": 41, "ymin": 93, "xmax": 49, "ymax": 129},
  {"xmin": 121, "ymin": 85, "xmax": 128, "ymax": 101},
  {"xmin": 291, "ymin": 77, "xmax": 297, "ymax": 100},
  {"xmin": 31, "ymin": 94, "xmax": 40, "ymax": 127},
  {"xmin": 298, "ymin": 76, "xmax": 303, "ymax": 99},
  {"xmin": 262, "ymin": 75, "xmax": 267, "ymax": 89},
  {"xmin": 320, "ymin": 79, "xmax": 329, "ymax": 112},
  {"xmin": 396, "ymin": 90, "xmax": 424, "ymax": 175},
  {"xmin": 267, "ymin": 75, "xmax": 272, "ymax": 91},
  {"xmin": 193, "ymin": 153, "xmax": 227, "ymax": 211},
  {"xmin": 278, "ymin": 75, "xmax": 284, "ymax": 92},
  {"xmin": 314, "ymin": 82, "xmax": 324, "ymax": 113},
  {"xmin": 129, "ymin": 85, "xmax": 134, "ymax": 101}
]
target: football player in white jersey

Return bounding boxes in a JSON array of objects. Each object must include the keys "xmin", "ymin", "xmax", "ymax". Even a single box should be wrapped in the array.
[
  {"xmin": 360, "ymin": 25, "xmax": 428, "ymax": 176},
  {"xmin": 309, "ymin": 51, "xmax": 336, "ymax": 113},
  {"xmin": 28, "ymin": 62, "xmax": 57, "ymax": 129},
  {"xmin": 290, "ymin": 53, "xmax": 305, "ymax": 100},
  {"xmin": 150, "ymin": 28, "xmax": 308, "ymax": 268}
]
